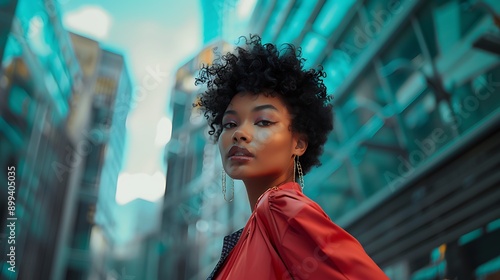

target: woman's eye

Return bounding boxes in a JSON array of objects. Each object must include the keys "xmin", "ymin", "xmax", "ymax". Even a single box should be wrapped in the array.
[
  {"xmin": 256, "ymin": 120, "xmax": 273, "ymax": 126},
  {"xmin": 222, "ymin": 122, "xmax": 236, "ymax": 129}
]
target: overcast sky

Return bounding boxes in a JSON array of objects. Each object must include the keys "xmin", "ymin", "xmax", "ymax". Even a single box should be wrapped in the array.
[{"xmin": 60, "ymin": 0, "xmax": 203, "ymax": 205}]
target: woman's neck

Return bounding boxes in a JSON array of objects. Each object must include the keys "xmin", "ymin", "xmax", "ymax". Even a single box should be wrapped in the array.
[{"xmin": 243, "ymin": 174, "xmax": 294, "ymax": 212}]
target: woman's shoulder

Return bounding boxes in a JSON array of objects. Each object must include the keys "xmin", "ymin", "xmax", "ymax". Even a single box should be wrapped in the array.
[{"xmin": 255, "ymin": 182, "xmax": 326, "ymax": 219}]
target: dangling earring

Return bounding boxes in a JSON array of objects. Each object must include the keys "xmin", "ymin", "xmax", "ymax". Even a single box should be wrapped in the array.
[
  {"xmin": 295, "ymin": 156, "xmax": 305, "ymax": 190},
  {"xmin": 293, "ymin": 155, "xmax": 296, "ymax": 183},
  {"xmin": 222, "ymin": 169, "xmax": 234, "ymax": 202}
]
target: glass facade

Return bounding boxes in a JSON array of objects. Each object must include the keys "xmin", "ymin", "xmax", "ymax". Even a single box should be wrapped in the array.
[
  {"xmin": 0, "ymin": 2, "xmax": 131, "ymax": 280},
  {"xmin": 276, "ymin": 0, "xmax": 500, "ymax": 278},
  {"xmin": 0, "ymin": 0, "xmax": 80, "ymax": 279}
]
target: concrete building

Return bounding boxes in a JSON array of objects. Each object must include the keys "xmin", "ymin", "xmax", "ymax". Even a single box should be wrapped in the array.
[
  {"xmin": 63, "ymin": 34, "xmax": 132, "ymax": 280},
  {"xmin": 0, "ymin": 1, "xmax": 132, "ymax": 278},
  {"xmin": 0, "ymin": 0, "xmax": 82, "ymax": 279}
]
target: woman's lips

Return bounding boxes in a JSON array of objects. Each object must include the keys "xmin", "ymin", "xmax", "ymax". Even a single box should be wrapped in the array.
[
  {"xmin": 228, "ymin": 146, "xmax": 254, "ymax": 162},
  {"xmin": 229, "ymin": 155, "xmax": 253, "ymax": 163}
]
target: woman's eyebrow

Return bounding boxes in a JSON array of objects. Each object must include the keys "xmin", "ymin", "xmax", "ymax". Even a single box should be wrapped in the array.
[
  {"xmin": 223, "ymin": 104, "xmax": 278, "ymax": 116},
  {"xmin": 252, "ymin": 104, "xmax": 278, "ymax": 112},
  {"xmin": 223, "ymin": 109, "xmax": 237, "ymax": 116}
]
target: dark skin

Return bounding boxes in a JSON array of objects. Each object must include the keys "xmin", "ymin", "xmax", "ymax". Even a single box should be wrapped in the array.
[{"xmin": 218, "ymin": 92, "xmax": 307, "ymax": 211}]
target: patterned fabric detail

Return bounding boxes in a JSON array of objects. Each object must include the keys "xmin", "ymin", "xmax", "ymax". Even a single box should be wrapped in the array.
[{"xmin": 206, "ymin": 228, "xmax": 244, "ymax": 280}]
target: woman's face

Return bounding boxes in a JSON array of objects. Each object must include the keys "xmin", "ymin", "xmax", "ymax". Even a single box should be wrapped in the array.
[{"xmin": 219, "ymin": 92, "xmax": 306, "ymax": 184}]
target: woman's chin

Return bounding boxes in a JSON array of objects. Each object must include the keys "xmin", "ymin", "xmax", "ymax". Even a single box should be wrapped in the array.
[{"xmin": 227, "ymin": 173, "xmax": 246, "ymax": 181}]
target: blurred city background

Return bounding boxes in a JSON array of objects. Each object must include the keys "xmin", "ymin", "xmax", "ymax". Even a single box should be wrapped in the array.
[{"xmin": 1, "ymin": 0, "xmax": 500, "ymax": 279}]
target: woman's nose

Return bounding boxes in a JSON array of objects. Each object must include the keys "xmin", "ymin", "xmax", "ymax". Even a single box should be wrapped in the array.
[{"xmin": 232, "ymin": 126, "xmax": 252, "ymax": 143}]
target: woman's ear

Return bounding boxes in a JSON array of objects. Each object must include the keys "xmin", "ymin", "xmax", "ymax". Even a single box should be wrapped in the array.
[{"xmin": 294, "ymin": 135, "xmax": 308, "ymax": 156}]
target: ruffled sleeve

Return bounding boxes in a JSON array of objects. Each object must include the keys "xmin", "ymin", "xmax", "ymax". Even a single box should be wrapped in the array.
[{"xmin": 255, "ymin": 185, "xmax": 389, "ymax": 280}]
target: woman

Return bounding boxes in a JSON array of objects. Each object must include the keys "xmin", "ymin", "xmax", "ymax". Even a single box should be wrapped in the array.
[{"xmin": 195, "ymin": 35, "xmax": 389, "ymax": 279}]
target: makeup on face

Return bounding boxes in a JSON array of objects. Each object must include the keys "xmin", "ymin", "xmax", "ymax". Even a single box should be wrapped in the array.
[{"xmin": 219, "ymin": 92, "xmax": 297, "ymax": 183}]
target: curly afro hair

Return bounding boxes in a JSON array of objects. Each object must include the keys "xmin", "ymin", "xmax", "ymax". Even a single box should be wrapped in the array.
[{"xmin": 194, "ymin": 35, "xmax": 333, "ymax": 175}]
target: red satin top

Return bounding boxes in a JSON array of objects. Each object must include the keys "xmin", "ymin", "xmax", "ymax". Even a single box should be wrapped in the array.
[{"xmin": 214, "ymin": 182, "xmax": 389, "ymax": 280}]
